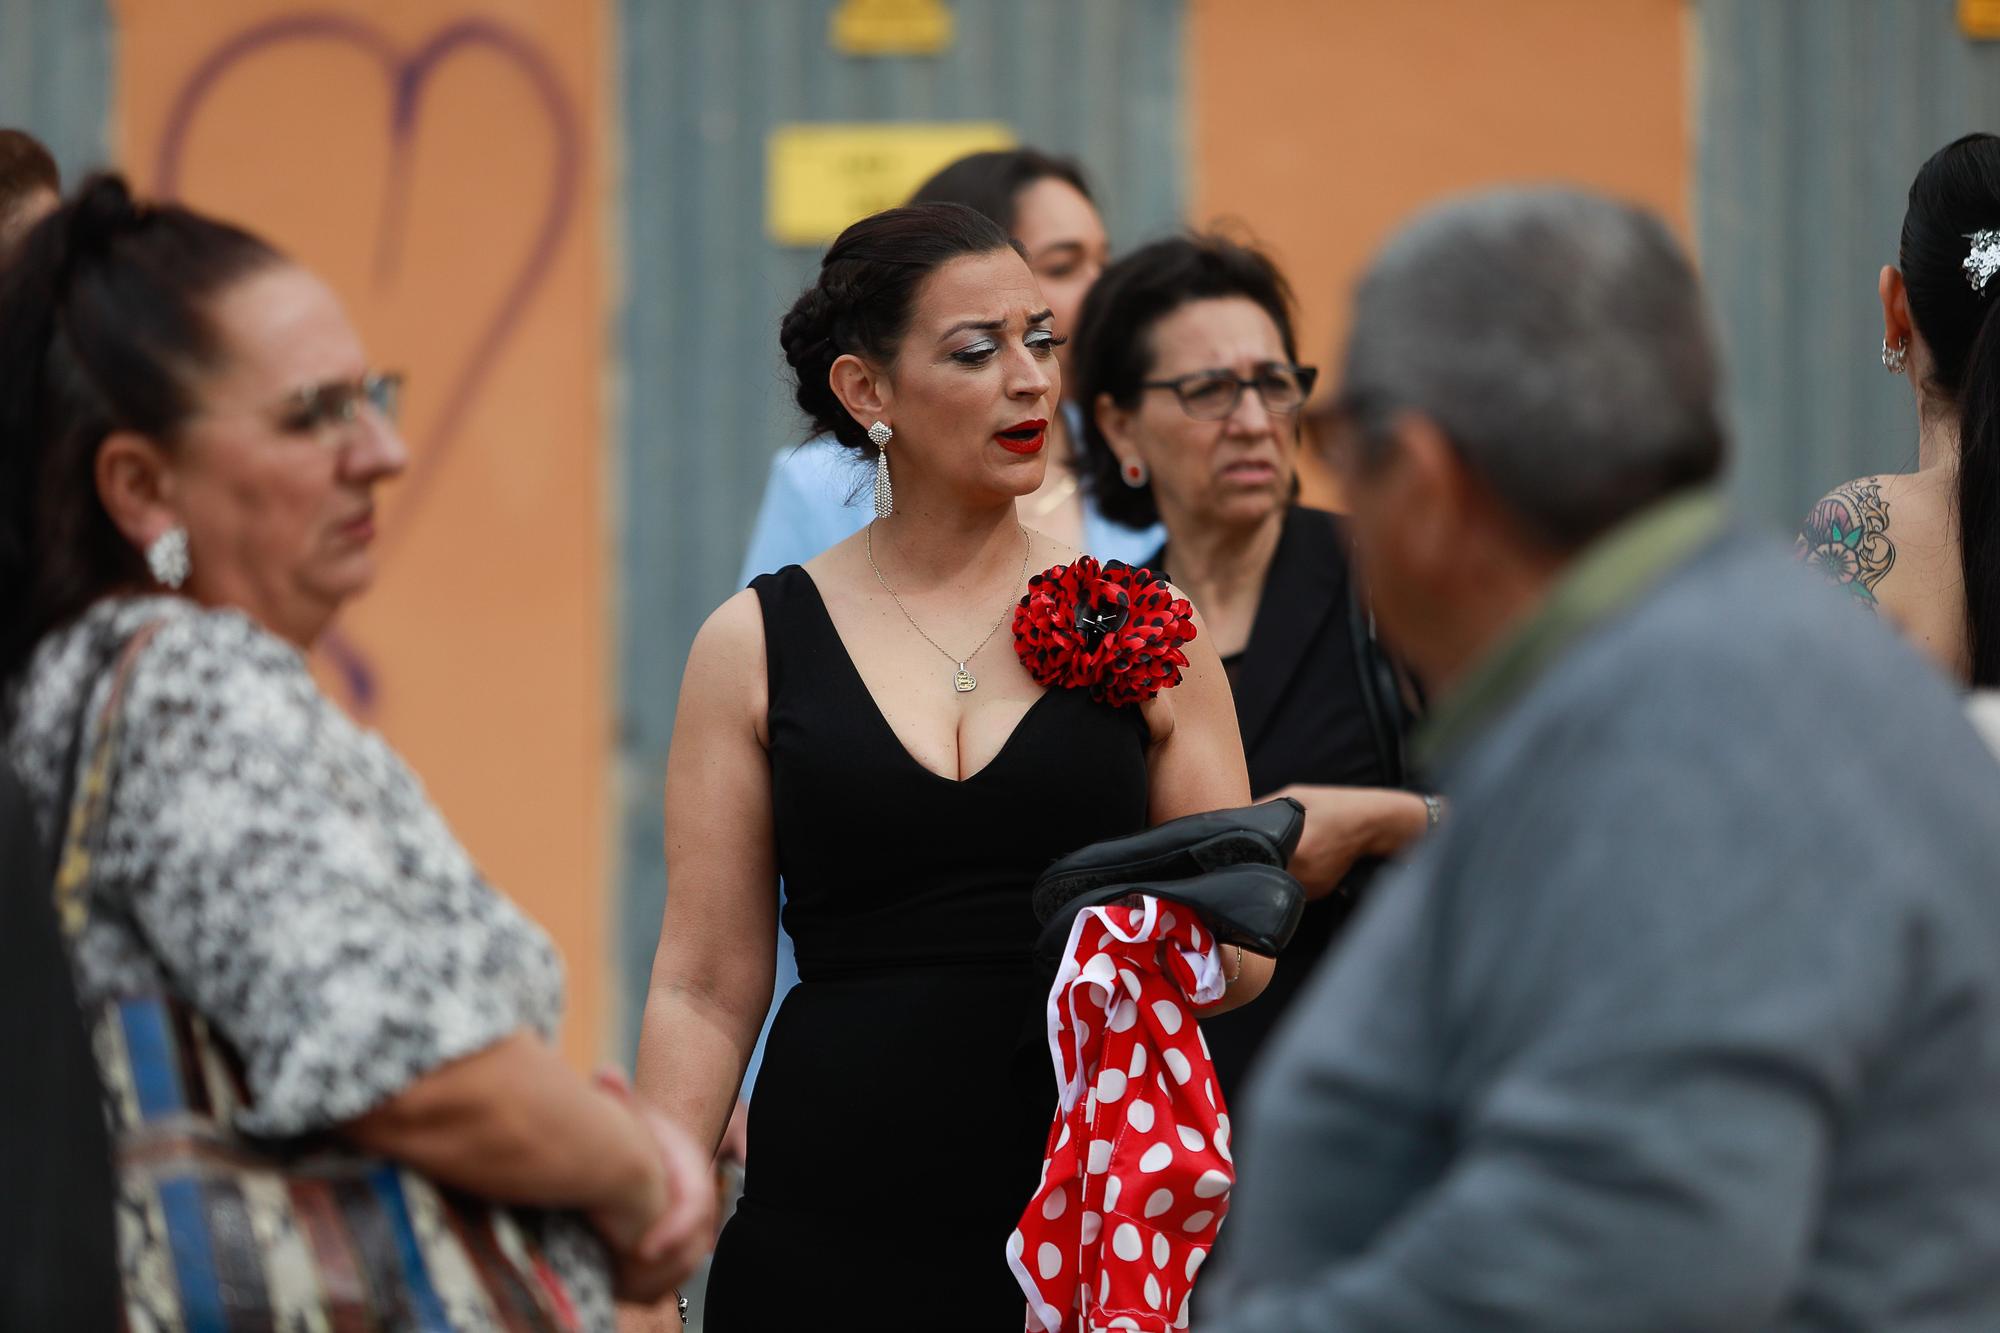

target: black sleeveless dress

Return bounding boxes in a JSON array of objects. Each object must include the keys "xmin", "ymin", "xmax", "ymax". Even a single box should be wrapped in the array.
[{"xmin": 703, "ymin": 567, "xmax": 1150, "ymax": 1327}]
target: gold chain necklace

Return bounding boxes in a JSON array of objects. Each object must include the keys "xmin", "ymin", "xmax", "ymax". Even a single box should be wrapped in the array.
[{"xmin": 866, "ymin": 522, "xmax": 1031, "ymax": 693}]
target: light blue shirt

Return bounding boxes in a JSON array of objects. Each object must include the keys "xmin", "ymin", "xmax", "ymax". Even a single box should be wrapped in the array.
[
  {"xmin": 734, "ymin": 409, "xmax": 1164, "ymax": 1093},
  {"xmin": 738, "ymin": 408, "xmax": 1167, "ymax": 583}
]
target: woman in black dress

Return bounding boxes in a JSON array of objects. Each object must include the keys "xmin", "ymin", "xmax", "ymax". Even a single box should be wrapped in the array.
[
  {"xmin": 1072, "ymin": 233, "xmax": 1434, "ymax": 1096},
  {"xmin": 632, "ymin": 203, "xmax": 1266, "ymax": 1327}
]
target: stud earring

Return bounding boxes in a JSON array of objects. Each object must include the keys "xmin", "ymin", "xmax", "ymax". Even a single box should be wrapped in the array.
[
  {"xmin": 868, "ymin": 421, "xmax": 894, "ymax": 519},
  {"xmin": 1882, "ymin": 337, "xmax": 1909, "ymax": 374},
  {"xmin": 1120, "ymin": 459, "xmax": 1150, "ymax": 489},
  {"xmin": 146, "ymin": 526, "xmax": 190, "ymax": 589}
]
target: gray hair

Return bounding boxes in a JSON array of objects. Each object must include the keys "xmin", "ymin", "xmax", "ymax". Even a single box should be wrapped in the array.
[{"xmin": 1340, "ymin": 188, "xmax": 1726, "ymax": 548}]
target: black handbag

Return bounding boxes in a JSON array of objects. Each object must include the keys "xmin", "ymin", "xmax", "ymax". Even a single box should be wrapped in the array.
[
  {"xmin": 1030, "ymin": 797, "xmax": 1305, "ymax": 919},
  {"xmin": 1031, "ymin": 800, "xmax": 1308, "ymax": 967}
]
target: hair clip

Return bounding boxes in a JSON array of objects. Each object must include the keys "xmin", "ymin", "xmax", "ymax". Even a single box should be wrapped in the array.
[{"xmin": 1964, "ymin": 230, "xmax": 2000, "ymax": 294}]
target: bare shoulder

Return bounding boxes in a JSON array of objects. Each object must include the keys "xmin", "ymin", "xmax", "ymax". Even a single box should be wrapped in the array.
[
  {"xmin": 1140, "ymin": 575, "xmax": 1251, "ymax": 814},
  {"xmin": 681, "ymin": 589, "xmax": 768, "ymax": 724},
  {"xmin": 690, "ymin": 587, "xmax": 764, "ymax": 660},
  {"xmin": 1152, "ymin": 578, "xmax": 1229, "ymax": 738},
  {"xmin": 1796, "ymin": 474, "xmax": 1901, "ymax": 606}
]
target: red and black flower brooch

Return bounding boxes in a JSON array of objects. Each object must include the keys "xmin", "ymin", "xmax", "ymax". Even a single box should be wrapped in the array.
[{"xmin": 1013, "ymin": 558, "xmax": 1198, "ymax": 708}]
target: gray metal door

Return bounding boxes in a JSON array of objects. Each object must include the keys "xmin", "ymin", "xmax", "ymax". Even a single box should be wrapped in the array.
[
  {"xmin": 1698, "ymin": 0, "xmax": 2000, "ymax": 529},
  {"xmin": 0, "ymin": 0, "xmax": 111, "ymax": 183}
]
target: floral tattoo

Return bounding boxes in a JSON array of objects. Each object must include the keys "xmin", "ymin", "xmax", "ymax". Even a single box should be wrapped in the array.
[{"xmin": 1798, "ymin": 480, "xmax": 1895, "ymax": 606}]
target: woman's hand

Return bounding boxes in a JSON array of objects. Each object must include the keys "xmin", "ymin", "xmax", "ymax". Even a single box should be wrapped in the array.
[
  {"xmin": 614, "ymin": 1106, "xmax": 715, "ymax": 1304},
  {"xmin": 1265, "ymin": 784, "xmax": 1428, "ymax": 898},
  {"xmin": 592, "ymin": 1070, "xmax": 717, "ymax": 1304}
]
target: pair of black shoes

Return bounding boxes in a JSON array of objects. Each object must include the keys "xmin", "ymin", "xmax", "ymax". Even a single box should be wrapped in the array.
[{"xmin": 1031, "ymin": 799, "xmax": 1308, "ymax": 968}]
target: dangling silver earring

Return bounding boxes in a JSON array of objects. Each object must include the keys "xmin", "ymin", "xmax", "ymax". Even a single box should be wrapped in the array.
[
  {"xmin": 1120, "ymin": 458, "xmax": 1150, "ymax": 489},
  {"xmin": 1882, "ymin": 337, "xmax": 1909, "ymax": 374},
  {"xmin": 869, "ymin": 421, "xmax": 894, "ymax": 519},
  {"xmin": 146, "ymin": 526, "xmax": 190, "ymax": 589}
]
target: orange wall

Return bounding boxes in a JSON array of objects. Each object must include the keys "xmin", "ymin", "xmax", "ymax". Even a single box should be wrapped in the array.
[
  {"xmin": 116, "ymin": 0, "xmax": 612, "ymax": 1066},
  {"xmin": 1187, "ymin": 0, "xmax": 1692, "ymax": 504}
]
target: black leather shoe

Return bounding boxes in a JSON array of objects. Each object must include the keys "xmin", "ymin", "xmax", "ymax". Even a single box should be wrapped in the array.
[
  {"xmin": 1031, "ymin": 797, "xmax": 1305, "ymax": 927},
  {"xmin": 1033, "ymin": 862, "xmax": 1307, "ymax": 969}
]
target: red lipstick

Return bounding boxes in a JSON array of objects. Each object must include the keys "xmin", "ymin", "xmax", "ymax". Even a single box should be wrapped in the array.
[{"xmin": 996, "ymin": 418, "xmax": 1047, "ymax": 454}]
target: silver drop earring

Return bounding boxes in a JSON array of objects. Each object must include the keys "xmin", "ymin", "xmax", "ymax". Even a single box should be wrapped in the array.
[
  {"xmin": 1882, "ymin": 337, "xmax": 1908, "ymax": 374},
  {"xmin": 869, "ymin": 421, "xmax": 894, "ymax": 519},
  {"xmin": 147, "ymin": 526, "xmax": 190, "ymax": 589}
]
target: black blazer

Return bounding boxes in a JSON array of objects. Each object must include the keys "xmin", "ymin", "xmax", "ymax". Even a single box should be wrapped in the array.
[
  {"xmin": 1150, "ymin": 505, "xmax": 1414, "ymax": 1092},
  {"xmin": 1151, "ymin": 505, "xmax": 1401, "ymax": 797}
]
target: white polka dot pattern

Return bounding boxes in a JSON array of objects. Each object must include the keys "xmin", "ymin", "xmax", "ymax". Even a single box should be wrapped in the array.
[{"xmin": 1007, "ymin": 897, "xmax": 1234, "ymax": 1332}]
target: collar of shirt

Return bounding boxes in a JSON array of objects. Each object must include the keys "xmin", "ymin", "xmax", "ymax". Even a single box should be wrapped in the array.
[{"xmin": 1413, "ymin": 487, "xmax": 1729, "ymax": 772}]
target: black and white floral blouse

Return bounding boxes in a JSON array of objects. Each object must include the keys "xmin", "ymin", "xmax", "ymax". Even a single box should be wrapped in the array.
[{"xmin": 7, "ymin": 595, "xmax": 613, "ymax": 1329}]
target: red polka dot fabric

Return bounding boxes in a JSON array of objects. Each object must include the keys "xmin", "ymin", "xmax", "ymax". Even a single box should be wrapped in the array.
[{"xmin": 1009, "ymin": 897, "xmax": 1234, "ymax": 1332}]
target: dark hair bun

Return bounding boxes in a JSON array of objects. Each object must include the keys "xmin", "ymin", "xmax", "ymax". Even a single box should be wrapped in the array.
[
  {"xmin": 63, "ymin": 174, "xmax": 146, "ymax": 263},
  {"xmin": 777, "ymin": 202, "xmax": 1017, "ymax": 457},
  {"xmin": 779, "ymin": 280, "xmax": 867, "ymax": 452}
]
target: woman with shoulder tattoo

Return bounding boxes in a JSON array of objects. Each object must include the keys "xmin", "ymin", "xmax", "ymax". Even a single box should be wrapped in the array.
[{"xmin": 1799, "ymin": 133, "xmax": 2000, "ymax": 684}]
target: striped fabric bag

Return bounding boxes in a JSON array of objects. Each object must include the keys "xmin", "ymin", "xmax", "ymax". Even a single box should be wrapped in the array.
[{"xmin": 55, "ymin": 627, "xmax": 582, "ymax": 1331}]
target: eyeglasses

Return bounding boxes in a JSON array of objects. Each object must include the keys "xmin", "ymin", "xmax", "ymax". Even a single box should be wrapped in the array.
[
  {"xmin": 274, "ymin": 371, "xmax": 405, "ymax": 436},
  {"xmin": 1140, "ymin": 364, "xmax": 1319, "ymax": 421}
]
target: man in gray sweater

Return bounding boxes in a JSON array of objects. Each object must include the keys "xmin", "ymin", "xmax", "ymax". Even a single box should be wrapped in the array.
[{"xmin": 1198, "ymin": 189, "xmax": 2000, "ymax": 1331}]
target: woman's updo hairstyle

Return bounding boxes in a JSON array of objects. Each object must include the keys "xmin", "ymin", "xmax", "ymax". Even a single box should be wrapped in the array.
[
  {"xmin": 0, "ymin": 173, "xmax": 283, "ymax": 688},
  {"xmin": 779, "ymin": 201, "xmax": 1023, "ymax": 455},
  {"xmin": 1900, "ymin": 134, "xmax": 2000, "ymax": 683}
]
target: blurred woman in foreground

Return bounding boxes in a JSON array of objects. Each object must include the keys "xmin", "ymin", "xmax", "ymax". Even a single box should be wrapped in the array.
[{"xmin": 0, "ymin": 176, "xmax": 712, "ymax": 1329}]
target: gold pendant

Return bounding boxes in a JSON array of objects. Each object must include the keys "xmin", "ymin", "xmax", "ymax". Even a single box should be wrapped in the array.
[{"xmin": 953, "ymin": 664, "xmax": 977, "ymax": 693}]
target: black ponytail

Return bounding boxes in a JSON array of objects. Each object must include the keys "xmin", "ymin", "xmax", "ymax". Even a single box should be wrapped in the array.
[
  {"xmin": 1959, "ymin": 290, "xmax": 2000, "ymax": 683},
  {"xmin": 0, "ymin": 173, "xmax": 282, "ymax": 691}
]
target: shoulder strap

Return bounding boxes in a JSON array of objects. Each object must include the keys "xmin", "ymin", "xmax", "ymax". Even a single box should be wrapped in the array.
[
  {"xmin": 51, "ymin": 622, "xmax": 166, "ymax": 942},
  {"xmin": 749, "ymin": 565, "xmax": 831, "ymax": 704},
  {"xmin": 1344, "ymin": 552, "xmax": 1420, "ymax": 790},
  {"xmin": 748, "ymin": 568, "xmax": 790, "ymax": 703}
]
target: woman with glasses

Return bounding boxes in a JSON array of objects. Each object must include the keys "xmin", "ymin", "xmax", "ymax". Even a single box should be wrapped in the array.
[
  {"xmin": 0, "ymin": 177, "xmax": 714, "ymax": 1329},
  {"xmin": 1074, "ymin": 233, "xmax": 1435, "ymax": 1095}
]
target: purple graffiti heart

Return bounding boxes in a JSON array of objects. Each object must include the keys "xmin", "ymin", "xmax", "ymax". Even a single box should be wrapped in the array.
[{"xmin": 154, "ymin": 12, "xmax": 581, "ymax": 563}]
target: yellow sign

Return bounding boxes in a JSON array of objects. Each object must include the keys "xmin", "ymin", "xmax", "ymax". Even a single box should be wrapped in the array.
[
  {"xmin": 1963, "ymin": 0, "xmax": 2000, "ymax": 37},
  {"xmin": 766, "ymin": 122, "xmax": 1016, "ymax": 247},
  {"xmin": 831, "ymin": 0, "xmax": 954, "ymax": 56}
]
